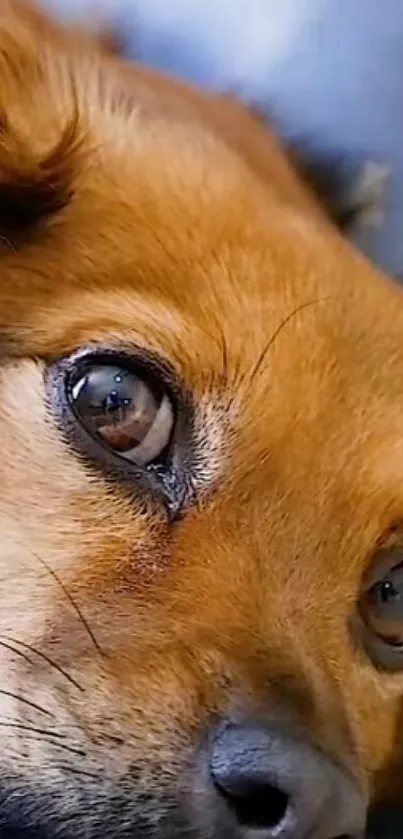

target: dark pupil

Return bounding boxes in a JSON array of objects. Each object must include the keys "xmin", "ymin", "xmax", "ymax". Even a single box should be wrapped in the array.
[
  {"xmin": 102, "ymin": 386, "xmax": 131, "ymax": 414},
  {"xmin": 74, "ymin": 367, "xmax": 134, "ymax": 425},
  {"xmin": 379, "ymin": 579, "xmax": 400, "ymax": 604},
  {"xmin": 370, "ymin": 564, "xmax": 403, "ymax": 621}
]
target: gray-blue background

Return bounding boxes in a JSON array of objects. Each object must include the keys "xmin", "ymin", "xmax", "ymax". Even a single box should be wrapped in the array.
[{"xmin": 40, "ymin": 0, "xmax": 403, "ymax": 278}]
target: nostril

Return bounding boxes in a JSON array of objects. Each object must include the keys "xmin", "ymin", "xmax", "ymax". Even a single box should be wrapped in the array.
[
  {"xmin": 209, "ymin": 720, "xmax": 366, "ymax": 839},
  {"xmin": 215, "ymin": 778, "xmax": 289, "ymax": 830}
]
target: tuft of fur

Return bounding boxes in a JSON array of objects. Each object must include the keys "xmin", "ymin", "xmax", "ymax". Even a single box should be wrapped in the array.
[{"xmin": 0, "ymin": 111, "xmax": 83, "ymax": 244}]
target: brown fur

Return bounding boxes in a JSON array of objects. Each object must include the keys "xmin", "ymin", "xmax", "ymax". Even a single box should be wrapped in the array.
[{"xmin": 0, "ymin": 1, "xmax": 403, "ymax": 834}]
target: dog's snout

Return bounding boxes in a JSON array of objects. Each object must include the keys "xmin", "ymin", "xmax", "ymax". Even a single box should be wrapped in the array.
[{"xmin": 209, "ymin": 720, "xmax": 366, "ymax": 839}]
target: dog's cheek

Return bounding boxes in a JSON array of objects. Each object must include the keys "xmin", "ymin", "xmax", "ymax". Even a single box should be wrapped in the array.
[
  {"xmin": 0, "ymin": 359, "xmax": 82, "ymax": 638},
  {"xmin": 366, "ymin": 692, "xmax": 403, "ymax": 802},
  {"xmin": 340, "ymin": 667, "xmax": 403, "ymax": 800},
  {"xmin": 0, "ymin": 357, "xmax": 165, "ymax": 655}
]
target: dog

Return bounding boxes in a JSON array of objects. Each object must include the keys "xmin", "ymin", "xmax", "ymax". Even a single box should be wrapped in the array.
[{"xmin": 1, "ymin": 2, "xmax": 403, "ymax": 837}]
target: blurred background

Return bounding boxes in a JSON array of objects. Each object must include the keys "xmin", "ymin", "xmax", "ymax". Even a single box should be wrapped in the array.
[{"xmin": 40, "ymin": 0, "xmax": 403, "ymax": 280}]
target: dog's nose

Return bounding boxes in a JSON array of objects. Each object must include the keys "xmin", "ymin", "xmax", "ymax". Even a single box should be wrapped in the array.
[{"xmin": 209, "ymin": 720, "xmax": 365, "ymax": 839}]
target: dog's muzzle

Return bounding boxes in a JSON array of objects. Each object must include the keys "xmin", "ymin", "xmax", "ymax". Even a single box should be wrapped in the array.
[
  {"xmin": 0, "ymin": 716, "xmax": 366, "ymax": 839},
  {"xmin": 194, "ymin": 716, "xmax": 366, "ymax": 839}
]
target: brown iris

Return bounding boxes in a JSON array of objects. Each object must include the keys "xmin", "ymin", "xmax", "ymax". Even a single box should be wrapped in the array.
[{"xmin": 70, "ymin": 364, "xmax": 174, "ymax": 465}]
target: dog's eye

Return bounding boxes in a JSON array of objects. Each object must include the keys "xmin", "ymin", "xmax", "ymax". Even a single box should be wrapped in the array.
[
  {"xmin": 69, "ymin": 364, "xmax": 174, "ymax": 466},
  {"xmin": 357, "ymin": 547, "xmax": 403, "ymax": 670},
  {"xmin": 360, "ymin": 558, "xmax": 403, "ymax": 645}
]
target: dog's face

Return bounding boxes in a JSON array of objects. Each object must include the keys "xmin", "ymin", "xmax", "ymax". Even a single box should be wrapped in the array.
[{"xmin": 1, "ymin": 4, "xmax": 403, "ymax": 838}]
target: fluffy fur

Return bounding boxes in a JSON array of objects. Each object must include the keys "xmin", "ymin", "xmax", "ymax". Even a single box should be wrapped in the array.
[{"xmin": 0, "ymin": 2, "xmax": 403, "ymax": 836}]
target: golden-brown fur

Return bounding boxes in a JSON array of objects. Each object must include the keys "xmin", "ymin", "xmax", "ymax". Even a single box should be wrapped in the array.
[{"xmin": 1, "ymin": 1, "xmax": 403, "ymax": 834}]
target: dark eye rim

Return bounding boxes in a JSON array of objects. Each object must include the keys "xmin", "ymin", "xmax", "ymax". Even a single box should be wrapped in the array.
[{"xmin": 46, "ymin": 345, "xmax": 196, "ymax": 518}]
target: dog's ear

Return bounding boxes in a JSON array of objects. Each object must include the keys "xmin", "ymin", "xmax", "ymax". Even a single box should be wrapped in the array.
[
  {"xmin": 0, "ymin": 1, "xmax": 84, "ymax": 248},
  {"xmin": 0, "ymin": 113, "xmax": 82, "ymax": 247}
]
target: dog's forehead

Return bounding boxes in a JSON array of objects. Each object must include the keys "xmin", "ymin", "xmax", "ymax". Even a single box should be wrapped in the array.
[
  {"xmin": 0, "ymin": 71, "xmax": 403, "ymax": 452},
  {"xmin": 0, "ymin": 115, "xmax": 385, "ymax": 357},
  {"xmin": 0, "ymin": 1, "xmax": 400, "ymax": 397}
]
